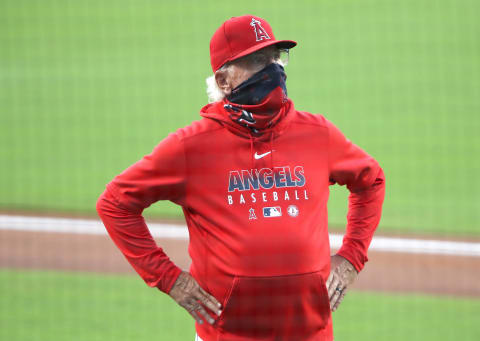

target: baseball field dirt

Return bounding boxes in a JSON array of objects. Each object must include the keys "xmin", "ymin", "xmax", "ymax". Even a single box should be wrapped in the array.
[{"xmin": 1, "ymin": 221, "xmax": 479, "ymax": 298}]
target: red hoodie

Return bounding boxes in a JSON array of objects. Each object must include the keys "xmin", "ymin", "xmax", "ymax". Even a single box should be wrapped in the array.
[{"xmin": 96, "ymin": 99, "xmax": 385, "ymax": 340}]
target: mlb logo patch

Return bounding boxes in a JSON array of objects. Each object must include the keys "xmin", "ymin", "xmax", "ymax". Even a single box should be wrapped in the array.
[{"xmin": 263, "ymin": 206, "xmax": 282, "ymax": 218}]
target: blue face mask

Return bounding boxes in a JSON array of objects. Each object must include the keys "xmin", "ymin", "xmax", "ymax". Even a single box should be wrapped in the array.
[{"xmin": 227, "ymin": 63, "xmax": 287, "ymax": 105}]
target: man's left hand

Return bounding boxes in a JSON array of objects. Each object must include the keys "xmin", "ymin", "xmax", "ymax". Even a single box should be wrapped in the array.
[{"xmin": 326, "ymin": 254, "xmax": 358, "ymax": 312}]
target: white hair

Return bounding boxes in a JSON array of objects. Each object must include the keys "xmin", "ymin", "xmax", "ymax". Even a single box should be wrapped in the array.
[
  {"xmin": 206, "ymin": 69, "xmax": 227, "ymax": 103},
  {"xmin": 205, "ymin": 46, "xmax": 282, "ymax": 103}
]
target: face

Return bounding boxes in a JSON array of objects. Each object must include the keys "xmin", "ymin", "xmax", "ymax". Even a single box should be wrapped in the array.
[
  {"xmin": 224, "ymin": 62, "xmax": 267, "ymax": 92},
  {"xmin": 215, "ymin": 47, "xmax": 278, "ymax": 97}
]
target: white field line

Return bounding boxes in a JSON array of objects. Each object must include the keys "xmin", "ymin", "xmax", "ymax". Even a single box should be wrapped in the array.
[{"xmin": 1, "ymin": 215, "xmax": 480, "ymax": 257}]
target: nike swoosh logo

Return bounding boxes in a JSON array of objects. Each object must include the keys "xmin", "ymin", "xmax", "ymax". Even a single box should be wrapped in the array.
[{"xmin": 254, "ymin": 151, "xmax": 273, "ymax": 160}]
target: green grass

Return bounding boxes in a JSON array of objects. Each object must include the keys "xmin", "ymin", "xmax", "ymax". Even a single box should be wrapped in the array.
[
  {"xmin": 0, "ymin": 269, "xmax": 194, "ymax": 341},
  {"xmin": 1, "ymin": 269, "xmax": 479, "ymax": 341},
  {"xmin": 0, "ymin": 0, "xmax": 479, "ymax": 235}
]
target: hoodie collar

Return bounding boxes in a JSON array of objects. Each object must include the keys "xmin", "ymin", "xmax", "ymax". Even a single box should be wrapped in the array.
[
  {"xmin": 200, "ymin": 98, "xmax": 295, "ymax": 141},
  {"xmin": 200, "ymin": 98, "xmax": 295, "ymax": 169}
]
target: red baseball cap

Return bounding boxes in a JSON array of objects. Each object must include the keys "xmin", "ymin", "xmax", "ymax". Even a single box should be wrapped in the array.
[{"xmin": 210, "ymin": 15, "xmax": 297, "ymax": 72}]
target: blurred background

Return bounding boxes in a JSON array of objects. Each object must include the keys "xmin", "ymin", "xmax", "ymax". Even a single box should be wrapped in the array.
[{"xmin": 1, "ymin": 0, "xmax": 479, "ymax": 340}]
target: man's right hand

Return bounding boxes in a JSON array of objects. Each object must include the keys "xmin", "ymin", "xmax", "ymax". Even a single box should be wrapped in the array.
[{"xmin": 168, "ymin": 271, "xmax": 222, "ymax": 325}]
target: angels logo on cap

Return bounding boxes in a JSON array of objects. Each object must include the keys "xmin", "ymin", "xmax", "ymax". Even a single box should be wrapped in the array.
[{"xmin": 250, "ymin": 18, "xmax": 270, "ymax": 42}]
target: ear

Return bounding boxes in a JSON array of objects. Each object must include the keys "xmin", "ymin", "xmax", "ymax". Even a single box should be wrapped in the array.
[{"xmin": 215, "ymin": 69, "xmax": 232, "ymax": 96}]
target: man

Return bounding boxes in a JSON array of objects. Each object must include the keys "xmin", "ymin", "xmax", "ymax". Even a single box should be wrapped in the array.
[{"xmin": 97, "ymin": 15, "xmax": 385, "ymax": 341}]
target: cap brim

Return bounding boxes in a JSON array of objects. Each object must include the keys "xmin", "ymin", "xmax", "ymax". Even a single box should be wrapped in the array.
[{"xmin": 225, "ymin": 39, "xmax": 297, "ymax": 66}]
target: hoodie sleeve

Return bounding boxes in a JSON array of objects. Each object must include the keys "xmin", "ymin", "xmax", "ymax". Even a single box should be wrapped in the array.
[
  {"xmin": 327, "ymin": 119, "xmax": 386, "ymax": 272},
  {"xmin": 96, "ymin": 133, "xmax": 186, "ymax": 293}
]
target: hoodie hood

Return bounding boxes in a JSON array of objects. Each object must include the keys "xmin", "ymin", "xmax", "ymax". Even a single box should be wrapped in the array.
[
  {"xmin": 200, "ymin": 98, "xmax": 295, "ymax": 141},
  {"xmin": 200, "ymin": 98, "xmax": 295, "ymax": 169}
]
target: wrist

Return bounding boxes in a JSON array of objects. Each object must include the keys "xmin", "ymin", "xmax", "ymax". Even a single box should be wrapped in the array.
[
  {"xmin": 158, "ymin": 266, "xmax": 183, "ymax": 294},
  {"xmin": 336, "ymin": 248, "xmax": 363, "ymax": 273}
]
